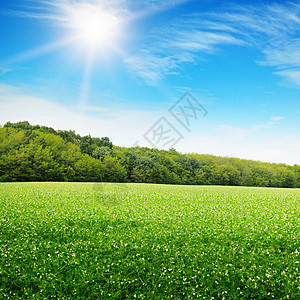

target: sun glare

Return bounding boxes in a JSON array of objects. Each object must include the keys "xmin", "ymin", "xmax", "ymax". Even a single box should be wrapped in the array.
[
  {"xmin": 48, "ymin": 2, "xmax": 126, "ymax": 109},
  {"xmin": 65, "ymin": 5, "xmax": 121, "ymax": 51}
]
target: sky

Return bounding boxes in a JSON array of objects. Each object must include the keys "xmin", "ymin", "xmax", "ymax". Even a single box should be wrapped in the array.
[{"xmin": 0, "ymin": 0, "xmax": 299, "ymax": 165}]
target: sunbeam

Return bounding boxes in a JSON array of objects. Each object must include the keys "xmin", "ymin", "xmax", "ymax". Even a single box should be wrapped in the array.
[
  {"xmin": 0, "ymin": 36, "xmax": 78, "ymax": 67},
  {"xmin": 78, "ymin": 48, "xmax": 95, "ymax": 111}
]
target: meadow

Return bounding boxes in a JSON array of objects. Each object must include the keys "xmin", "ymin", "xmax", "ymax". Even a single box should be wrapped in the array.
[{"xmin": 0, "ymin": 182, "xmax": 299, "ymax": 299}]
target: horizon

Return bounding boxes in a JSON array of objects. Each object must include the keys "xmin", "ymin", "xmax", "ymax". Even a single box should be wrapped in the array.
[
  {"xmin": 3, "ymin": 119, "xmax": 299, "ymax": 167},
  {"xmin": 1, "ymin": 0, "xmax": 299, "ymax": 165}
]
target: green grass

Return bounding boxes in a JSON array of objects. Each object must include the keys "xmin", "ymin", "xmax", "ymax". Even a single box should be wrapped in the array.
[{"xmin": 0, "ymin": 183, "xmax": 299, "ymax": 299}]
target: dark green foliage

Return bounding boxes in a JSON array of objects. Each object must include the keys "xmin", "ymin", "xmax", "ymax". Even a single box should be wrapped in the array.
[
  {"xmin": 57, "ymin": 129, "xmax": 81, "ymax": 144},
  {"xmin": 80, "ymin": 135, "xmax": 113, "ymax": 156},
  {"xmin": 0, "ymin": 121, "xmax": 299, "ymax": 187},
  {"xmin": 91, "ymin": 146, "xmax": 112, "ymax": 160},
  {"xmin": 103, "ymin": 156, "xmax": 127, "ymax": 182}
]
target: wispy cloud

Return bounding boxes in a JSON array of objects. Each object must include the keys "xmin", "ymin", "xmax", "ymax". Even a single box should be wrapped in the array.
[
  {"xmin": 7, "ymin": 0, "xmax": 193, "ymax": 84},
  {"xmin": 125, "ymin": 28, "xmax": 243, "ymax": 84},
  {"xmin": 0, "ymin": 68, "xmax": 12, "ymax": 75},
  {"xmin": 210, "ymin": 2, "xmax": 300, "ymax": 86},
  {"xmin": 218, "ymin": 116, "xmax": 284, "ymax": 137},
  {"xmin": 262, "ymin": 40, "xmax": 300, "ymax": 68},
  {"xmin": 6, "ymin": 0, "xmax": 300, "ymax": 88},
  {"xmin": 126, "ymin": 1, "xmax": 300, "ymax": 86},
  {"xmin": 275, "ymin": 69, "xmax": 300, "ymax": 87},
  {"xmin": 11, "ymin": 0, "xmax": 190, "ymax": 25},
  {"xmin": 270, "ymin": 116, "xmax": 284, "ymax": 122},
  {"xmin": 166, "ymin": 30, "xmax": 243, "ymax": 52},
  {"xmin": 125, "ymin": 50, "xmax": 194, "ymax": 85}
]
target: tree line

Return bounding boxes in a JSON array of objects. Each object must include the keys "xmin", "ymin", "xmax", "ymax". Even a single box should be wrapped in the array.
[{"xmin": 0, "ymin": 121, "xmax": 299, "ymax": 188}]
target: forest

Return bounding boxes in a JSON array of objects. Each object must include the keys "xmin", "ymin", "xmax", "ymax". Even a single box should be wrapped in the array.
[{"xmin": 0, "ymin": 121, "xmax": 299, "ymax": 188}]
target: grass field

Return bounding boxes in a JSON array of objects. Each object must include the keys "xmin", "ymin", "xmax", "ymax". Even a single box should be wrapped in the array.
[{"xmin": 0, "ymin": 183, "xmax": 299, "ymax": 299}]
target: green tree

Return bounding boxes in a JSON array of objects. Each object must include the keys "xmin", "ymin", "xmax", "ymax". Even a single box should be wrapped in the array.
[
  {"xmin": 103, "ymin": 156, "xmax": 127, "ymax": 182},
  {"xmin": 275, "ymin": 167, "xmax": 296, "ymax": 188},
  {"xmin": 92, "ymin": 146, "xmax": 112, "ymax": 160},
  {"xmin": 1, "ymin": 121, "xmax": 299, "ymax": 187},
  {"xmin": 212, "ymin": 165, "xmax": 240, "ymax": 186},
  {"xmin": 73, "ymin": 155, "xmax": 103, "ymax": 182}
]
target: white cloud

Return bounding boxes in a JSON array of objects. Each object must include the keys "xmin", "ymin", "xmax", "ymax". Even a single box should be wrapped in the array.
[
  {"xmin": 0, "ymin": 68, "xmax": 12, "ymax": 75},
  {"xmin": 217, "ymin": 116, "xmax": 283, "ymax": 138},
  {"xmin": 13, "ymin": 0, "xmax": 129, "ymax": 20},
  {"xmin": 262, "ymin": 41, "xmax": 300, "ymax": 68},
  {"xmin": 270, "ymin": 116, "xmax": 284, "ymax": 121},
  {"xmin": 11, "ymin": 0, "xmax": 300, "ymax": 87},
  {"xmin": 13, "ymin": 0, "xmax": 190, "ymax": 24},
  {"xmin": 177, "ymin": 133, "xmax": 300, "ymax": 165},
  {"xmin": 125, "ymin": 49, "xmax": 197, "ymax": 85},
  {"xmin": 166, "ymin": 30, "xmax": 243, "ymax": 52},
  {"xmin": 126, "ymin": 1, "xmax": 300, "ymax": 86},
  {"xmin": 0, "ymin": 84, "xmax": 159, "ymax": 146},
  {"xmin": 274, "ymin": 69, "xmax": 300, "ymax": 87},
  {"xmin": 0, "ymin": 84, "xmax": 298, "ymax": 165},
  {"xmin": 204, "ymin": 3, "xmax": 300, "ymax": 86},
  {"xmin": 125, "ymin": 28, "xmax": 243, "ymax": 84}
]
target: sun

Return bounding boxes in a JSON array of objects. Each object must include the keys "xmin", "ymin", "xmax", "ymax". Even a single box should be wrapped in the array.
[{"xmin": 64, "ymin": 4, "xmax": 122, "ymax": 51}]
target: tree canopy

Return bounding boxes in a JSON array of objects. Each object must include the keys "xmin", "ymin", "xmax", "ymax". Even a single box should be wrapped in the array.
[{"xmin": 0, "ymin": 121, "xmax": 299, "ymax": 188}]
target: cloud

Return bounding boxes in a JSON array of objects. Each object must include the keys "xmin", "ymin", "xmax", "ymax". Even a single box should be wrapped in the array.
[
  {"xmin": 270, "ymin": 116, "xmax": 284, "ymax": 121},
  {"xmin": 274, "ymin": 69, "xmax": 300, "ymax": 87},
  {"xmin": 218, "ymin": 116, "xmax": 284, "ymax": 137},
  {"xmin": 125, "ymin": 50, "xmax": 194, "ymax": 85},
  {"xmin": 178, "ymin": 133, "xmax": 300, "ymax": 165},
  {"xmin": 7, "ymin": 0, "xmax": 194, "ymax": 84},
  {"xmin": 165, "ymin": 30, "xmax": 243, "ymax": 52},
  {"xmin": 262, "ymin": 41, "xmax": 300, "ymax": 68},
  {"xmin": 259, "ymin": 38, "xmax": 300, "ymax": 86},
  {"xmin": 11, "ymin": 0, "xmax": 128, "ymax": 19},
  {"xmin": 11, "ymin": 1, "xmax": 300, "ymax": 87},
  {"xmin": 11, "ymin": 0, "xmax": 190, "ymax": 24},
  {"xmin": 0, "ymin": 84, "xmax": 160, "ymax": 146},
  {"xmin": 0, "ymin": 83, "xmax": 298, "ymax": 165},
  {"xmin": 125, "ymin": 28, "xmax": 243, "ymax": 84},
  {"xmin": 218, "ymin": 123, "xmax": 271, "ymax": 137},
  {"xmin": 202, "ymin": 3, "xmax": 300, "ymax": 86},
  {"xmin": 0, "ymin": 68, "xmax": 12, "ymax": 75},
  {"xmin": 126, "ymin": 1, "xmax": 300, "ymax": 86}
]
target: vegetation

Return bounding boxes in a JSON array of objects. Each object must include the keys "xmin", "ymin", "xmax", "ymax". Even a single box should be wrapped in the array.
[
  {"xmin": 0, "ymin": 121, "xmax": 299, "ymax": 188},
  {"xmin": 0, "ymin": 182, "xmax": 299, "ymax": 299}
]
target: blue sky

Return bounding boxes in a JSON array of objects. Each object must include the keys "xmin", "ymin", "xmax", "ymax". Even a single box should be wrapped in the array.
[{"xmin": 0, "ymin": 0, "xmax": 299, "ymax": 164}]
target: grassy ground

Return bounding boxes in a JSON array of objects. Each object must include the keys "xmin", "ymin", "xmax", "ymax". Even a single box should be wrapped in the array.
[{"xmin": 0, "ymin": 182, "xmax": 299, "ymax": 299}]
